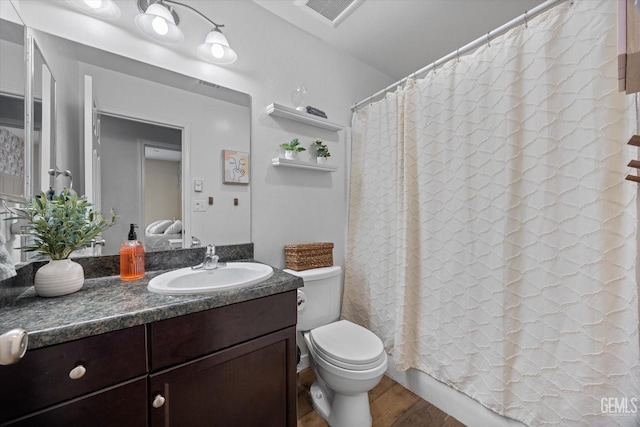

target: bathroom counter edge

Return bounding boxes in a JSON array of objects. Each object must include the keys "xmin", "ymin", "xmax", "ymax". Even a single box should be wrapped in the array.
[{"xmin": 0, "ymin": 263, "xmax": 303, "ymax": 350}]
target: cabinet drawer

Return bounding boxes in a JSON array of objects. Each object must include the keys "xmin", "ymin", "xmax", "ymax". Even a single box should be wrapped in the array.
[
  {"xmin": 3, "ymin": 377, "xmax": 147, "ymax": 427},
  {"xmin": 149, "ymin": 291, "xmax": 296, "ymax": 370},
  {"xmin": 0, "ymin": 326, "xmax": 146, "ymax": 423}
]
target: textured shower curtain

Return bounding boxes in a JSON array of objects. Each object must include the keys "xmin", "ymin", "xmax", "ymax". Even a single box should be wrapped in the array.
[{"xmin": 343, "ymin": 1, "xmax": 640, "ymax": 425}]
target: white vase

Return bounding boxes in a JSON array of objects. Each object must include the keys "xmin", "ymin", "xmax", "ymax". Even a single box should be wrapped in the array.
[
  {"xmin": 34, "ymin": 259, "xmax": 84, "ymax": 297},
  {"xmin": 284, "ymin": 150, "xmax": 298, "ymax": 160},
  {"xmin": 316, "ymin": 157, "xmax": 328, "ymax": 165}
]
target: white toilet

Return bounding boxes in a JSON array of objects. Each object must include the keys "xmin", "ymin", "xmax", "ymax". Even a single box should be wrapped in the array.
[{"xmin": 285, "ymin": 266, "xmax": 387, "ymax": 427}]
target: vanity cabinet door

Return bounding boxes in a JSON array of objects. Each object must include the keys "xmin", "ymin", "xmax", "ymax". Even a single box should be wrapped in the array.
[
  {"xmin": 149, "ymin": 326, "xmax": 297, "ymax": 427},
  {"xmin": 2, "ymin": 377, "xmax": 147, "ymax": 427}
]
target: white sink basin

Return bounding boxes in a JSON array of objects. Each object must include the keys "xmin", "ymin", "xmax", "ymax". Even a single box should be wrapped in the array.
[{"xmin": 147, "ymin": 262, "xmax": 274, "ymax": 295}]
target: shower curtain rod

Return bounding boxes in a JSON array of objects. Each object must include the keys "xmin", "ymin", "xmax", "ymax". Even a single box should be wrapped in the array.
[{"xmin": 350, "ymin": 0, "xmax": 569, "ymax": 111}]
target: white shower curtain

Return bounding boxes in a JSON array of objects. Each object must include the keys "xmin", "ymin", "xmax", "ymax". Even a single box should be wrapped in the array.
[{"xmin": 343, "ymin": 1, "xmax": 640, "ymax": 425}]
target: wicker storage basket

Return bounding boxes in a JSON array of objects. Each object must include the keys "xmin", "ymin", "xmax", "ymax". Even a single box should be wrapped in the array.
[{"xmin": 284, "ymin": 242, "xmax": 334, "ymax": 271}]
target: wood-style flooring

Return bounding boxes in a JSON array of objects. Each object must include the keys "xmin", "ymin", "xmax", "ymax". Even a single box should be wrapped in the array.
[{"xmin": 297, "ymin": 368, "xmax": 466, "ymax": 427}]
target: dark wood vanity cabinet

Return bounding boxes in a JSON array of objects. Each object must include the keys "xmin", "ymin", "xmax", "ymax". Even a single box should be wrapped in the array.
[{"xmin": 0, "ymin": 291, "xmax": 298, "ymax": 427}]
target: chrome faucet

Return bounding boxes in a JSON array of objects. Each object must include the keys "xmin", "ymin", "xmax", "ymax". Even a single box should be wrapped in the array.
[{"xmin": 192, "ymin": 244, "xmax": 219, "ymax": 270}]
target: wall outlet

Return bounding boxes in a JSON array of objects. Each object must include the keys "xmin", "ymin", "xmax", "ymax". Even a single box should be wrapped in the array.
[{"xmin": 193, "ymin": 200, "xmax": 206, "ymax": 212}]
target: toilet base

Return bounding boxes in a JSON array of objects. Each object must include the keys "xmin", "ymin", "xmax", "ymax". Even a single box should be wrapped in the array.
[
  {"xmin": 310, "ymin": 379, "xmax": 372, "ymax": 427},
  {"xmin": 309, "ymin": 381, "xmax": 333, "ymax": 420}
]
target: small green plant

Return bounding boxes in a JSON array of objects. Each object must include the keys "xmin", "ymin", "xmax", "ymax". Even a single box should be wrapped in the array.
[
  {"xmin": 313, "ymin": 138, "xmax": 330, "ymax": 158},
  {"xmin": 280, "ymin": 138, "xmax": 306, "ymax": 152},
  {"xmin": 6, "ymin": 189, "xmax": 117, "ymax": 260}
]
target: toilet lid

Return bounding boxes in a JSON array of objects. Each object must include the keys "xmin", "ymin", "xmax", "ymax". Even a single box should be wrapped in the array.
[{"xmin": 309, "ymin": 320, "xmax": 386, "ymax": 370}]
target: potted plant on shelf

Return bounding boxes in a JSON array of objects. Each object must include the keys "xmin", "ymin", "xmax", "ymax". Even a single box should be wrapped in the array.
[
  {"xmin": 313, "ymin": 138, "xmax": 331, "ymax": 164},
  {"xmin": 7, "ymin": 189, "xmax": 116, "ymax": 297},
  {"xmin": 280, "ymin": 138, "xmax": 306, "ymax": 160}
]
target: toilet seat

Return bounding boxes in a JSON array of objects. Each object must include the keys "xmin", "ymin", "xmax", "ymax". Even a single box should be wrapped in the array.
[{"xmin": 309, "ymin": 320, "xmax": 386, "ymax": 371}]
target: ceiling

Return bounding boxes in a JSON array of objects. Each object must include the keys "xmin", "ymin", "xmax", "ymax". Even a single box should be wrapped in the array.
[{"xmin": 254, "ymin": 0, "xmax": 546, "ymax": 81}]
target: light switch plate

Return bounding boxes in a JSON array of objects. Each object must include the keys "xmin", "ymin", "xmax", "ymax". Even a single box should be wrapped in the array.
[
  {"xmin": 193, "ymin": 200, "xmax": 206, "ymax": 212},
  {"xmin": 194, "ymin": 179, "xmax": 203, "ymax": 192}
]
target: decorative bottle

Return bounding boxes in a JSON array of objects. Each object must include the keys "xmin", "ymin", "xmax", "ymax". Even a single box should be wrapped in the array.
[{"xmin": 120, "ymin": 224, "xmax": 145, "ymax": 281}]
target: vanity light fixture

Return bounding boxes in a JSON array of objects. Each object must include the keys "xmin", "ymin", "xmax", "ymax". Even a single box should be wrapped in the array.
[
  {"xmin": 66, "ymin": 0, "xmax": 121, "ymax": 20},
  {"xmin": 197, "ymin": 25, "xmax": 237, "ymax": 65},
  {"xmin": 135, "ymin": 0, "xmax": 183, "ymax": 44},
  {"xmin": 136, "ymin": 0, "xmax": 238, "ymax": 64}
]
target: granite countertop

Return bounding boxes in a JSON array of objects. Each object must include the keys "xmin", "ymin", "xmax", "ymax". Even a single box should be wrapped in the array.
[{"xmin": 0, "ymin": 262, "xmax": 302, "ymax": 350}]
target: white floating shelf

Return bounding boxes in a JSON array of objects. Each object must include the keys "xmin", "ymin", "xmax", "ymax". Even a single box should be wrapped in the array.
[
  {"xmin": 266, "ymin": 103, "xmax": 344, "ymax": 132},
  {"xmin": 271, "ymin": 157, "xmax": 338, "ymax": 172}
]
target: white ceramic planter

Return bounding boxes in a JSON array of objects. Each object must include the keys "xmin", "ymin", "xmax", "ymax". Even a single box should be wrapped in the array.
[
  {"xmin": 284, "ymin": 150, "xmax": 299, "ymax": 160},
  {"xmin": 316, "ymin": 157, "xmax": 328, "ymax": 165},
  {"xmin": 34, "ymin": 259, "xmax": 84, "ymax": 297}
]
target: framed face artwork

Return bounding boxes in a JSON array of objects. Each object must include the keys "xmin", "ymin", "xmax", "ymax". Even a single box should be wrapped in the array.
[{"xmin": 223, "ymin": 150, "xmax": 249, "ymax": 184}]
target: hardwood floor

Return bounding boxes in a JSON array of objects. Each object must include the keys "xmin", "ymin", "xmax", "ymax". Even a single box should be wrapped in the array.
[{"xmin": 297, "ymin": 368, "xmax": 466, "ymax": 427}]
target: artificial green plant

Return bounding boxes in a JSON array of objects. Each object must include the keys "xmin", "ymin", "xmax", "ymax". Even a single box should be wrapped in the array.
[
  {"xmin": 280, "ymin": 138, "xmax": 306, "ymax": 152},
  {"xmin": 313, "ymin": 139, "xmax": 330, "ymax": 158},
  {"xmin": 6, "ymin": 189, "xmax": 116, "ymax": 260}
]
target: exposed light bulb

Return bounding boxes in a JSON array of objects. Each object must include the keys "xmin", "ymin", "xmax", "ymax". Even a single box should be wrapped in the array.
[
  {"xmin": 198, "ymin": 28, "xmax": 237, "ymax": 64},
  {"xmin": 84, "ymin": 0, "xmax": 103, "ymax": 8},
  {"xmin": 152, "ymin": 16, "xmax": 169, "ymax": 35},
  {"xmin": 67, "ymin": 0, "xmax": 120, "ymax": 19},
  {"xmin": 211, "ymin": 44, "xmax": 224, "ymax": 59}
]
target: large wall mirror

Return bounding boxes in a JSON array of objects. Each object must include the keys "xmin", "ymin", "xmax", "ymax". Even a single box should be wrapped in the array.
[{"xmin": 1, "ymin": 1, "xmax": 251, "ymax": 262}]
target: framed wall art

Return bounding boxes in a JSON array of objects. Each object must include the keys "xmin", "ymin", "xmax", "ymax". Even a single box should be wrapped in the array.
[{"xmin": 223, "ymin": 150, "xmax": 249, "ymax": 184}]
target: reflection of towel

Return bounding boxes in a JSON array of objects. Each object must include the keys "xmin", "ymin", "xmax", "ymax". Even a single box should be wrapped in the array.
[{"xmin": 0, "ymin": 229, "xmax": 16, "ymax": 281}]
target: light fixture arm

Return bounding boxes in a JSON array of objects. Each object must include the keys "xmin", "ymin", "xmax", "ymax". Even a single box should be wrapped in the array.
[
  {"xmin": 161, "ymin": 0, "xmax": 225, "ymax": 31},
  {"xmin": 135, "ymin": 0, "xmax": 237, "ymax": 64}
]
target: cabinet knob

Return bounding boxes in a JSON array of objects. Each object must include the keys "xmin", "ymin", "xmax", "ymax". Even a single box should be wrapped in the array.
[
  {"xmin": 0, "ymin": 328, "xmax": 28, "ymax": 365},
  {"xmin": 152, "ymin": 394, "xmax": 166, "ymax": 408},
  {"xmin": 69, "ymin": 364, "xmax": 86, "ymax": 380}
]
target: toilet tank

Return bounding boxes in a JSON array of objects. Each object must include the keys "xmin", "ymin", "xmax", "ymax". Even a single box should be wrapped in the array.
[{"xmin": 284, "ymin": 266, "xmax": 342, "ymax": 332}]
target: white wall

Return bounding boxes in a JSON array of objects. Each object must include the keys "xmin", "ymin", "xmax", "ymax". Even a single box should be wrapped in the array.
[
  {"xmin": 197, "ymin": 2, "xmax": 393, "ymax": 268},
  {"xmin": 11, "ymin": 1, "xmax": 393, "ymax": 268}
]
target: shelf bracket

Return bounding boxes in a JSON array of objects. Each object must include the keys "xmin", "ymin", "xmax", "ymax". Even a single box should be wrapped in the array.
[{"xmin": 625, "ymin": 135, "xmax": 640, "ymax": 183}]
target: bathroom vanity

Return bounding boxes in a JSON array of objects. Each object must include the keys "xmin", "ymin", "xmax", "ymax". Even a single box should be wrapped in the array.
[{"xmin": 0, "ymin": 249, "xmax": 301, "ymax": 426}]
